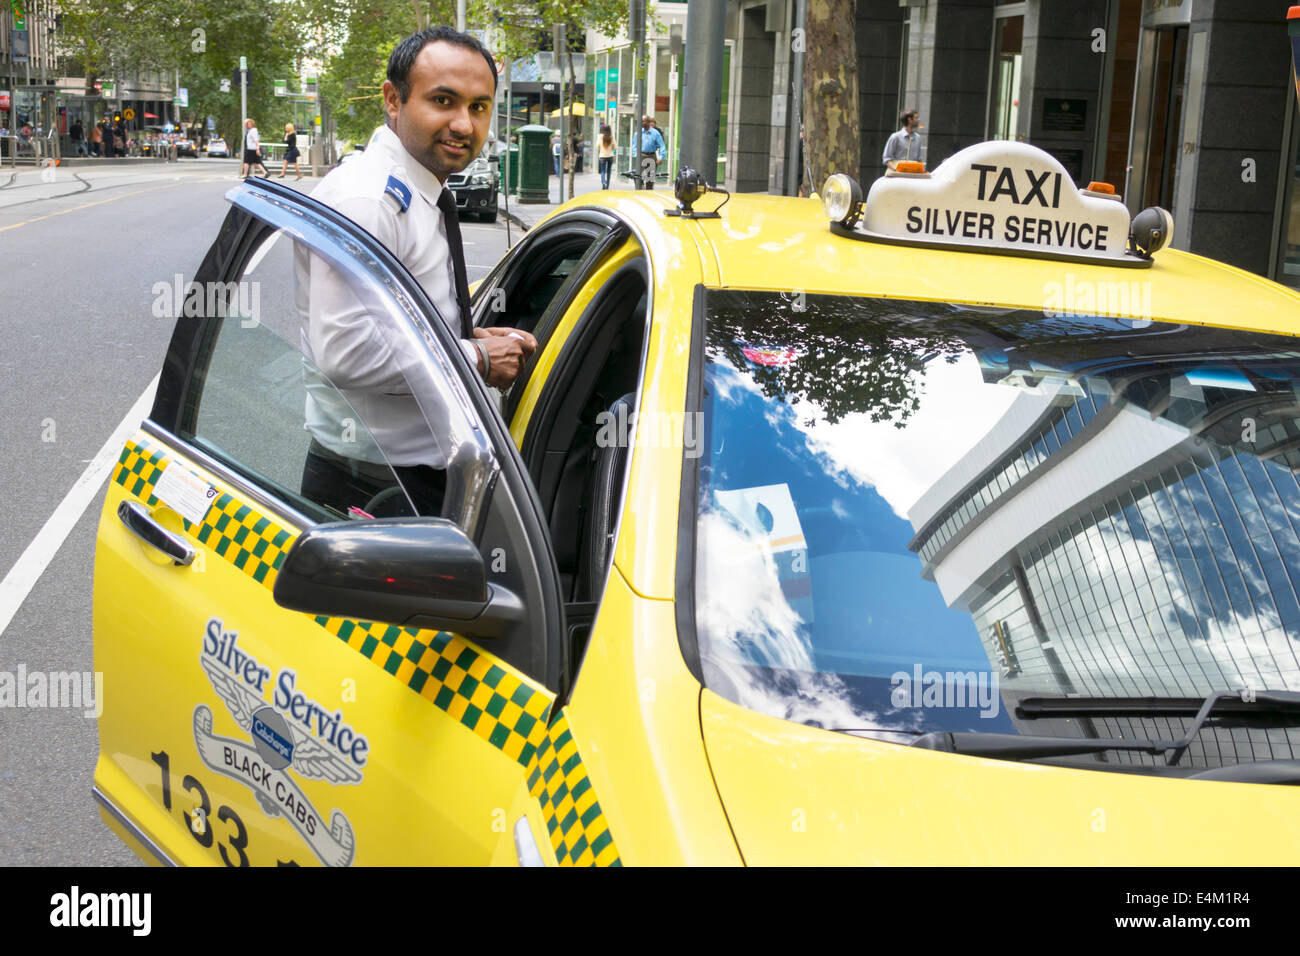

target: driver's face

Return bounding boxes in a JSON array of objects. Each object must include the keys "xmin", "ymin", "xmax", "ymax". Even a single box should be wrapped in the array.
[{"xmin": 383, "ymin": 40, "xmax": 495, "ymax": 182}]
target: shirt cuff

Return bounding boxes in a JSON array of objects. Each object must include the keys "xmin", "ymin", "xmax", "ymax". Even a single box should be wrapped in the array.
[{"xmin": 459, "ymin": 338, "xmax": 482, "ymax": 374}]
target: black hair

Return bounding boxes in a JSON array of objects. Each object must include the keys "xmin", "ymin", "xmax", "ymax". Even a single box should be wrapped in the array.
[
  {"xmin": 900, "ymin": 109, "xmax": 918, "ymax": 128},
  {"xmin": 387, "ymin": 26, "xmax": 498, "ymax": 102}
]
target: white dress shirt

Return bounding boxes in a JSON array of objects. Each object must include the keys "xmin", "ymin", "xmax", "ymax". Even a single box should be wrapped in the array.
[{"xmin": 295, "ymin": 125, "xmax": 472, "ymax": 467}]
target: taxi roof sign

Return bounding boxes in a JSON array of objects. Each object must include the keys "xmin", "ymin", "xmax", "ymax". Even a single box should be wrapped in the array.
[{"xmin": 850, "ymin": 141, "xmax": 1153, "ymax": 268}]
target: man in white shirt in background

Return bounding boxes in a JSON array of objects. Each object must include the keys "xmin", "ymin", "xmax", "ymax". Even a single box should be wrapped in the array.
[
  {"xmin": 297, "ymin": 26, "xmax": 536, "ymax": 517},
  {"xmin": 882, "ymin": 110, "xmax": 922, "ymax": 171}
]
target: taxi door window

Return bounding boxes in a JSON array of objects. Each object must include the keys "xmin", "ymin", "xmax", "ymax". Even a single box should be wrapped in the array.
[{"xmin": 176, "ymin": 225, "xmax": 473, "ymax": 524}]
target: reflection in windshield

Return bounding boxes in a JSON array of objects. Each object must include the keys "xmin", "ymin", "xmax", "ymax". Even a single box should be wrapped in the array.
[{"xmin": 694, "ymin": 289, "xmax": 1300, "ymax": 768}]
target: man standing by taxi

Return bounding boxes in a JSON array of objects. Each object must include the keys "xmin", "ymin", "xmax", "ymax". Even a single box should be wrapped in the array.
[
  {"xmin": 882, "ymin": 110, "xmax": 922, "ymax": 171},
  {"xmin": 299, "ymin": 26, "xmax": 536, "ymax": 515}
]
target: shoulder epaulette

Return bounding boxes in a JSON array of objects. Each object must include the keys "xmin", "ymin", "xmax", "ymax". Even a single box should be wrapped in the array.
[{"xmin": 384, "ymin": 174, "xmax": 412, "ymax": 212}]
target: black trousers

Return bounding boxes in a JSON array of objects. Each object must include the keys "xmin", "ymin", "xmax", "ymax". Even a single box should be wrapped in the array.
[{"xmin": 300, "ymin": 440, "xmax": 447, "ymax": 519}]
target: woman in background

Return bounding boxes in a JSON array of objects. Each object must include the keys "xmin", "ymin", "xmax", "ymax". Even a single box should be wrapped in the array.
[
  {"xmin": 279, "ymin": 122, "xmax": 302, "ymax": 181},
  {"xmin": 597, "ymin": 124, "xmax": 615, "ymax": 189}
]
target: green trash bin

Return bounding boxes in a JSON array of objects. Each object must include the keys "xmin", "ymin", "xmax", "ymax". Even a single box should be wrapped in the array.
[{"xmin": 515, "ymin": 124, "xmax": 552, "ymax": 204}]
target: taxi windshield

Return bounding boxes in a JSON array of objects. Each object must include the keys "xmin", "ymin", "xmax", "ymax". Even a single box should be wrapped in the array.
[{"xmin": 693, "ymin": 288, "xmax": 1300, "ymax": 770}]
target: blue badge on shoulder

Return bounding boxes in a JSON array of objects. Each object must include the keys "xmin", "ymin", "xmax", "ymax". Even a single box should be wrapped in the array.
[{"xmin": 384, "ymin": 174, "xmax": 412, "ymax": 212}]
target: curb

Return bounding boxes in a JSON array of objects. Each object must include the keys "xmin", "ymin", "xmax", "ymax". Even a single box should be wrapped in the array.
[{"xmin": 500, "ymin": 206, "xmax": 534, "ymax": 233}]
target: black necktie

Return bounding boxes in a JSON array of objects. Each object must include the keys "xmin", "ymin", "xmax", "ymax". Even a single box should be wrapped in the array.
[{"xmin": 436, "ymin": 189, "xmax": 473, "ymax": 339}]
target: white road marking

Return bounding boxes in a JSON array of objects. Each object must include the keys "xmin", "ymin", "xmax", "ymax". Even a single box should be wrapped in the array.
[
  {"xmin": 243, "ymin": 229, "xmax": 280, "ymax": 275},
  {"xmin": 0, "ymin": 374, "xmax": 159, "ymax": 640}
]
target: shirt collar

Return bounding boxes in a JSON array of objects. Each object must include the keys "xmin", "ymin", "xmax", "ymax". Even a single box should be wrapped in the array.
[{"xmin": 373, "ymin": 124, "xmax": 445, "ymax": 206}]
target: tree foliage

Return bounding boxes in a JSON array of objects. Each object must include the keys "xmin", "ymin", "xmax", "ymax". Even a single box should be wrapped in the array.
[{"xmin": 59, "ymin": 0, "xmax": 303, "ymax": 146}]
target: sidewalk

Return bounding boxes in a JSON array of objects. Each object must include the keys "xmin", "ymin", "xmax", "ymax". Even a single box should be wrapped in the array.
[{"xmin": 501, "ymin": 169, "xmax": 656, "ymax": 231}]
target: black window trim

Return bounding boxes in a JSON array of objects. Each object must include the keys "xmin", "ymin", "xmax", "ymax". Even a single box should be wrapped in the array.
[
  {"xmin": 672, "ymin": 283, "xmax": 708, "ymax": 685},
  {"xmin": 469, "ymin": 208, "xmax": 623, "ymax": 322}
]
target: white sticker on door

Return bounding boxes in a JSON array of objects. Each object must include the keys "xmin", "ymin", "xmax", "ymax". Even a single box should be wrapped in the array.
[{"xmin": 152, "ymin": 461, "xmax": 217, "ymax": 526}]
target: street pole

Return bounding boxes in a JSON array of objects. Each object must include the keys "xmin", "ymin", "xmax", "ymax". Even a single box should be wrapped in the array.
[
  {"xmin": 681, "ymin": 0, "xmax": 725, "ymax": 181},
  {"xmin": 785, "ymin": 0, "xmax": 807, "ymax": 195},
  {"xmin": 503, "ymin": 57, "xmax": 512, "ymax": 247},
  {"xmin": 457, "ymin": 0, "xmax": 466, "ymax": 32},
  {"xmin": 630, "ymin": 0, "xmax": 645, "ymax": 185},
  {"xmin": 554, "ymin": 24, "xmax": 566, "ymax": 204},
  {"xmin": 239, "ymin": 55, "xmax": 247, "ymax": 149}
]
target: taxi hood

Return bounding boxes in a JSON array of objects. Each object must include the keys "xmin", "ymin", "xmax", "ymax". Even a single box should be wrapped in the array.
[{"xmin": 701, "ymin": 689, "xmax": 1300, "ymax": 865}]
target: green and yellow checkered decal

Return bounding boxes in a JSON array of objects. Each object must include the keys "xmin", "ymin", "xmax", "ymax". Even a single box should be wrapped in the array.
[
  {"xmin": 110, "ymin": 436, "xmax": 552, "ymax": 768},
  {"xmin": 313, "ymin": 618, "xmax": 552, "ymax": 765},
  {"xmin": 525, "ymin": 713, "xmax": 621, "ymax": 866},
  {"xmin": 114, "ymin": 439, "xmax": 167, "ymax": 506}
]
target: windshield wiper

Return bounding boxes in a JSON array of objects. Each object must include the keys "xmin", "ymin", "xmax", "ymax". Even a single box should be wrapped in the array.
[
  {"xmin": 1017, "ymin": 692, "xmax": 1300, "ymax": 721},
  {"xmin": 912, "ymin": 690, "xmax": 1300, "ymax": 765}
]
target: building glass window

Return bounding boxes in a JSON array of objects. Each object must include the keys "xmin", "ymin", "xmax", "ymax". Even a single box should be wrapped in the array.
[{"xmin": 989, "ymin": 14, "xmax": 1024, "ymax": 141}]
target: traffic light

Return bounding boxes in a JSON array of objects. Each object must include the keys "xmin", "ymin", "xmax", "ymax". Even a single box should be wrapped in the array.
[{"xmin": 231, "ymin": 66, "xmax": 251, "ymax": 88}]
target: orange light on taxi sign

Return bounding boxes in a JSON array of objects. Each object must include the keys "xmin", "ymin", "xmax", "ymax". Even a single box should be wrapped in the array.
[
  {"xmin": 1086, "ymin": 181, "xmax": 1115, "ymax": 194},
  {"xmin": 896, "ymin": 161, "xmax": 925, "ymax": 174}
]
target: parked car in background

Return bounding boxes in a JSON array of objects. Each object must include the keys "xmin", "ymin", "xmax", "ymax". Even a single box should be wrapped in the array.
[
  {"xmin": 446, "ymin": 143, "xmax": 499, "ymax": 222},
  {"xmin": 205, "ymin": 137, "xmax": 229, "ymax": 158}
]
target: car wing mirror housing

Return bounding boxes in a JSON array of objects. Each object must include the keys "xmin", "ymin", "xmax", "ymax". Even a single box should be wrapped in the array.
[{"xmin": 272, "ymin": 517, "xmax": 524, "ymax": 639}]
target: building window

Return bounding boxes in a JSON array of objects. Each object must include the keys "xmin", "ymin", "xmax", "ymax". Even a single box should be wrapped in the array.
[{"xmin": 988, "ymin": 12, "xmax": 1023, "ymax": 141}]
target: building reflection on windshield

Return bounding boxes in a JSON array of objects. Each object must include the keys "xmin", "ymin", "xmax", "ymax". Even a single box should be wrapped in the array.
[{"xmin": 906, "ymin": 316, "xmax": 1300, "ymax": 768}]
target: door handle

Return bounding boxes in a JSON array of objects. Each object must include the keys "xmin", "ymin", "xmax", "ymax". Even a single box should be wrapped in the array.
[{"xmin": 117, "ymin": 500, "xmax": 198, "ymax": 567}]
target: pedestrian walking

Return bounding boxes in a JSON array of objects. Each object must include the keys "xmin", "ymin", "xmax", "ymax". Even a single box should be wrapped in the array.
[
  {"xmin": 71, "ymin": 120, "xmax": 87, "ymax": 156},
  {"xmin": 112, "ymin": 118, "xmax": 127, "ymax": 157},
  {"xmin": 551, "ymin": 132, "xmax": 562, "ymax": 176},
  {"xmin": 241, "ymin": 118, "xmax": 269, "ymax": 177},
  {"xmin": 298, "ymin": 25, "xmax": 536, "ymax": 516},
  {"xmin": 278, "ymin": 122, "xmax": 303, "ymax": 180},
  {"xmin": 571, "ymin": 131, "xmax": 585, "ymax": 173},
  {"xmin": 636, "ymin": 114, "xmax": 665, "ymax": 189},
  {"xmin": 597, "ymin": 124, "xmax": 615, "ymax": 189},
  {"xmin": 883, "ymin": 109, "xmax": 923, "ymax": 171}
]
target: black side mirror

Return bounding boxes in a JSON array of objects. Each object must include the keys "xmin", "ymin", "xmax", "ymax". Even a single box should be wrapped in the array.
[{"xmin": 272, "ymin": 518, "xmax": 524, "ymax": 639}]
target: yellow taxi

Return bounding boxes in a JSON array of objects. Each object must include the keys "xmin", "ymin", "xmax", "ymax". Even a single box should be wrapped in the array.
[{"xmin": 94, "ymin": 140, "xmax": 1300, "ymax": 865}]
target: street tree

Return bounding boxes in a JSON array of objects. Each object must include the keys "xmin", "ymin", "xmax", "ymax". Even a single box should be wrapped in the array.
[{"xmin": 800, "ymin": 0, "xmax": 858, "ymax": 196}]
